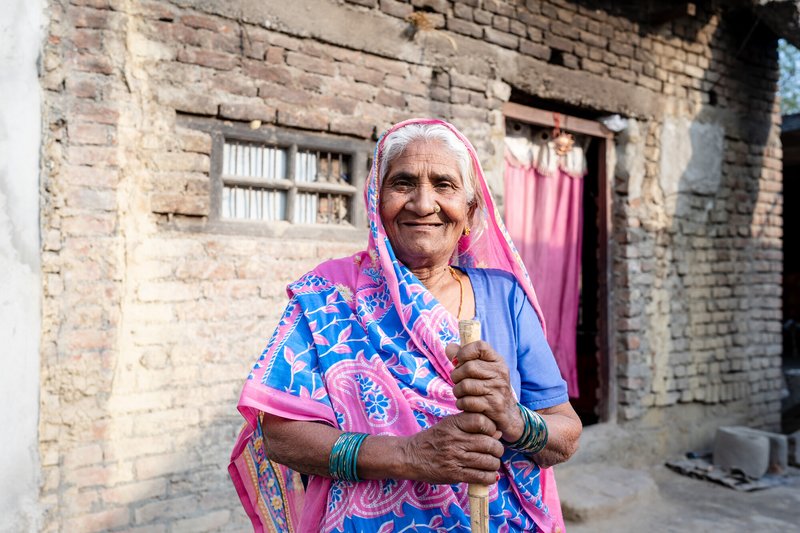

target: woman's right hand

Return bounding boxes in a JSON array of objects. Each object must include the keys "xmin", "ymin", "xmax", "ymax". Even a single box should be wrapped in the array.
[{"xmin": 400, "ymin": 412, "xmax": 504, "ymax": 486}]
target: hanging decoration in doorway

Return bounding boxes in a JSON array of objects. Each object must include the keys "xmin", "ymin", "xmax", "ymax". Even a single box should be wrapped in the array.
[
  {"xmin": 504, "ymin": 120, "xmax": 588, "ymax": 178},
  {"xmin": 552, "ymin": 113, "xmax": 575, "ymax": 156}
]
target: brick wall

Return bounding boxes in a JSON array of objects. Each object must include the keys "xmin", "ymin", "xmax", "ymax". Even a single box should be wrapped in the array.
[{"xmin": 39, "ymin": 0, "xmax": 783, "ymax": 530}]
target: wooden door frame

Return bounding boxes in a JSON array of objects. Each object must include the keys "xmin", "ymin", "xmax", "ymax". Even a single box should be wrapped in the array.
[{"xmin": 502, "ymin": 102, "xmax": 617, "ymax": 423}]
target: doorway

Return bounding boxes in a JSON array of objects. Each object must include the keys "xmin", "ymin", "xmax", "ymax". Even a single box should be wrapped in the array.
[
  {"xmin": 502, "ymin": 102, "xmax": 615, "ymax": 425},
  {"xmin": 782, "ymin": 113, "xmax": 800, "ymax": 434}
]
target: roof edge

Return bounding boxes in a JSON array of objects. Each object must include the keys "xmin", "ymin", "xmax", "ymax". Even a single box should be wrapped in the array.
[{"xmin": 754, "ymin": 0, "xmax": 800, "ymax": 48}]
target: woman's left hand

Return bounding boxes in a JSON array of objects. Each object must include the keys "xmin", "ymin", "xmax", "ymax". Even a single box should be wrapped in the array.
[{"xmin": 446, "ymin": 341, "xmax": 525, "ymax": 442}]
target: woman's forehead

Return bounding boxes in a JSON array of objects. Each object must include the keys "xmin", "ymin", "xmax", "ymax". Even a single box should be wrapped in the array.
[{"xmin": 387, "ymin": 140, "xmax": 462, "ymax": 172}]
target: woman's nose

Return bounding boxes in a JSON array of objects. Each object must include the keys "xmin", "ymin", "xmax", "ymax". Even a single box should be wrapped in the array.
[{"xmin": 406, "ymin": 184, "xmax": 437, "ymax": 215}]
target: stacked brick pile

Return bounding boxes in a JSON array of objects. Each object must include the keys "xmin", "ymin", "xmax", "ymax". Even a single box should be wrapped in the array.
[{"xmin": 37, "ymin": 0, "xmax": 783, "ymax": 530}]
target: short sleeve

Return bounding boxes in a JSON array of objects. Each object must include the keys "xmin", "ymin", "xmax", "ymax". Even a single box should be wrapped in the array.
[
  {"xmin": 238, "ymin": 296, "xmax": 337, "ymax": 430},
  {"xmin": 513, "ymin": 284, "xmax": 570, "ymax": 411}
]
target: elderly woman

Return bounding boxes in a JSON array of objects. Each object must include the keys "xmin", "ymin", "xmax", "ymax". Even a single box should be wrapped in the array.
[{"xmin": 230, "ymin": 119, "xmax": 582, "ymax": 532}]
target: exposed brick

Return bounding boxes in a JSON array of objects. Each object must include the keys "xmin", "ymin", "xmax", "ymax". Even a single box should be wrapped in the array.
[
  {"xmin": 492, "ymin": 15, "xmax": 510, "ymax": 32},
  {"xmin": 104, "ymin": 478, "xmax": 167, "ymax": 505},
  {"xmin": 180, "ymin": 13, "xmax": 234, "ymax": 33},
  {"xmin": 473, "ymin": 9, "xmax": 492, "ymax": 25},
  {"xmin": 285, "ymin": 51, "xmax": 336, "ymax": 76},
  {"xmin": 580, "ymin": 29, "xmax": 607, "ymax": 48},
  {"xmin": 155, "ymin": 152, "xmax": 210, "ymax": 173},
  {"xmin": 450, "ymin": 87, "xmax": 471, "ymax": 104},
  {"xmin": 66, "ymin": 77, "xmax": 102, "ymax": 99},
  {"xmin": 545, "ymin": 33, "xmax": 574, "ymax": 53},
  {"xmin": 484, "ymin": 27, "xmax": 519, "ymax": 49},
  {"xmin": 219, "ymin": 101, "xmax": 277, "ymax": 122},
  {"xmin": 265, "ymin": 46, "xmax": 285, "ymax": 64},
  {"xmin": 453, "ymin": 3, "xmax": 473, "ymax": 20},
  {"xmin": 550, "ymin": 20, "xmax": 579, "ymax": 39},
  {"xmin": 157, "ymin": 87, "xmax": 218, "ymax": 115},
  {"xmin": 277, "ymin": 108, "xmax": 329, "ymax": 131},
  {"xmin": 322, "ymin": 77, "xmax": 377, "ymax": 102},
  {"xmin": 63, "ymin": 186, "xmax": 117, "ymax": 211},
  {"xmin": 339, "ymin": 62, "xmax": 386, "ymax": 85},
  {"xmin": 380, "ymin": 0, "xmax": 413, "ymax": 18},
  {"xmin": 375, "ymin": 89, "xmax": 405, "ymax": 108},
  {"xmin": 520, "ymin": 39, "xmax": 551, "ymax": 60},
  {"xmin": 63, "ymin": 444, "xmax": 103, "ymax": 469},
  {"xmin": 150, "ymin": 193, "xmax": 210, "ymax": 216},
  {"xmin": 63, "ymin": 509, "xmax": 129, "ymax": 533},
  {"xmin": 71, "ymin": 28, "xmax": 103, "ymax": 50},
  {"xmin": 134, "ymin": 495, "xmax": 198, "ymax": 524},
  {"xmin": 362, "ymin": 54, "xmax": 408, "ymax": 77},
  {"xmin": 68, "ymin": 123, "xmax": 116, "ymax": 146},
  {"xmin": 447, "ymin": 17, "xmax": 483, "ymax": 39},
  {"xmin": 450, "ymin": 71, "xmax": 485, "ymax": 91},
  {"xmin": 69, "ymin": 5, "xmax": 125, "ymax": 31},
  {"xmin": 257, "ymin": 82, "xmax": 312, "ymax": 106},
  {"xmin": 177, "ymin": 47, "xmax": 238, "ymax": 70},
  {"xmin": 483, "ymin": 0, "xmax": 516, "ymax": 17},
  {"xmin": 67, "ymin": 146, "xmax": 119, "ymax": 167},
  {"xmin": 73, "ymin": 52, "xmax": 115, "ymax": 75},
  {"xmin": 509, "ymin": 19, "xmax": 527, "ymax": 37},
  {"xmin": 323, "ymin": 94, "xmax": 362, "ymax": 114},
  {"xmin": 384, "ymin": 75, "xmax": 428, "ymax": 96},
  {"xmin": 176, "ymin": 128, "xmax": 212, "ymax": 154},
  {"xmin": 329, "ymin": 116, "xmax": 375, "ymax": 138},
  {"xmin": 609, "ymin": 40, "xmax": 634, "ymax": 58},
  {"xmin": 243, "ymin": 61, "xmax": 293, "ymax": 85}
]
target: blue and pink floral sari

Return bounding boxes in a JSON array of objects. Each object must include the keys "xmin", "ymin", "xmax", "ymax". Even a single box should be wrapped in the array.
[{"xmin": 230, "ymin": 119, "xmax": 566, "ymax": 532}]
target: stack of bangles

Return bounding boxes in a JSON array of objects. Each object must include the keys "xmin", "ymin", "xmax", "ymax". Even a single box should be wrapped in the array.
[
  {"xmin": 502, "ymin": 403, "xmax": 549, "ymax": 454},
  {"xmin": 329, "ymin": 432, "xmax": 368, "ymax": 482}
]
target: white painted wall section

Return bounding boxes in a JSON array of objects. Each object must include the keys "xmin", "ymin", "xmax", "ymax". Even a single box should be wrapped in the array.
[{"xmin": 0, "ymin": 1, "xmax": 45, "ymax": 531}]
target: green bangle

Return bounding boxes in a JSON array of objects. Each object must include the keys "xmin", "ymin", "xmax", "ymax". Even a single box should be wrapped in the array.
[
  {"xmin": 329, "ymin": 432, "xmax": 368, "ymax": 482},
  {"xmin": 502, "ymin": 403, "xmax": 549, "ymax": 454}
]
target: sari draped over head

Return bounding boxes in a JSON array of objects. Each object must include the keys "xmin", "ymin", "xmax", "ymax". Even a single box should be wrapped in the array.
[{"xmin": 230, "ymin": 118, "xmax": 566, "ymax": 533}]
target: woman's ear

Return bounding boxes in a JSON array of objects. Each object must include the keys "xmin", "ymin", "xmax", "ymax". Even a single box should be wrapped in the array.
[{"xmin": 466, "ymin": 199, "xmax": 478, "ymax": 225}]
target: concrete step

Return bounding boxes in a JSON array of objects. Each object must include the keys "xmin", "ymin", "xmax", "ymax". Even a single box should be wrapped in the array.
[{"xmin": 556, "ymin": 464, "xmax": 659, "ymax": 523}]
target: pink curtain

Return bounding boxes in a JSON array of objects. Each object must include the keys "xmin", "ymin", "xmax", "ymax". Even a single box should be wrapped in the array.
[{"xmin": 504, "ymin": 153, "xmax": 583, "ymax": 397}]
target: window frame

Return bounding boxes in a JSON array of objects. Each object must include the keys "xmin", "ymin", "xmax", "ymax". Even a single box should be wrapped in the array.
[{"xmin": 179, "ymin": 117, "xmax": 374, "ymax": 241}]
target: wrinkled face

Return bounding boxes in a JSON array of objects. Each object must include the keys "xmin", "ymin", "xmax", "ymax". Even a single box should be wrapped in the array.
[{"xmin": 380, "ymin": 140, "xmax": 472, "ymax": 270}]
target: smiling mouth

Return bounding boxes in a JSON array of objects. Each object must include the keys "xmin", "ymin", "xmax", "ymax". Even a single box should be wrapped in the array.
[{"xmin": 401, "ymin": 221, "xmax": 443, "ymax": 228}]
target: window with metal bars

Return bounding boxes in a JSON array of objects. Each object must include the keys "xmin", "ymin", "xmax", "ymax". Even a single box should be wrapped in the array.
[
  {"xmin": 220, "ymin": 140, "xmax": 359, "ymax": 225},
  {"xmin": 175, "ymin": 118, "xmax": 372, "ymax": 238}
]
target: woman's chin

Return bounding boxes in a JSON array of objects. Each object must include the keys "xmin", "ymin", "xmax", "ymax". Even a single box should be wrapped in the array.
[{"xmin": 396, "ymin": 247, "xmax": 454, "ymax": 270}]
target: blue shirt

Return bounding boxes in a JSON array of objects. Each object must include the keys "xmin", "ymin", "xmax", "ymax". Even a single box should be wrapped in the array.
[{"xmin": 463, "ymin": 267, "xmax": 569, "ymax": 411}]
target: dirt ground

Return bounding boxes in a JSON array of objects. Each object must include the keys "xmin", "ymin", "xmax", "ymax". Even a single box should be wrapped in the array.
[{"xmin": 565, "ymin": 465, "xmax": 800, "ymax": 533}]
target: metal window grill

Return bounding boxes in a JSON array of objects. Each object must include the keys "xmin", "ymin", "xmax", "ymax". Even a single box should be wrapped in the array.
[{"xmin": 221, "ymin": 140, "xmax": 355, "ymax": 225}]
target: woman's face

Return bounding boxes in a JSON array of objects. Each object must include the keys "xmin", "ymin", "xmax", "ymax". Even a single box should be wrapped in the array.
[{"xmin": 380, "ymin": 139, "xmax": 472, "ymax": 270}]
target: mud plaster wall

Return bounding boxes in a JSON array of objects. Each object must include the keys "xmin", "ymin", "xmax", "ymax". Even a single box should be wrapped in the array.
[
  {"xmin": 0, "ymin": 1, "xmax": 45, "ymax": 531},
  {"xmin": 37, "ymin": 0, "xmax": 783, "ymax": 530}
]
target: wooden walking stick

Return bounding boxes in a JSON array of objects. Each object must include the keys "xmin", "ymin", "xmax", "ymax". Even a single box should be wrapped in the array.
[{"xmin": 458, "ymin": 319, "xmax": 490, "ymax": 533}]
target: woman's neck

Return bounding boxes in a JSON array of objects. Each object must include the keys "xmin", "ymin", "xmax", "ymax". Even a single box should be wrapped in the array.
[
  {"xmin": 410, "ymin": 264, "xmax": 452, "ymax": 292},
  {"xmin": 410, "ymin": 263, "xmax": 474, "ymax": 321}
]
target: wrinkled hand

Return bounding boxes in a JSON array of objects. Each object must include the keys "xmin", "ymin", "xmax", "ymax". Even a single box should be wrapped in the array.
[
  {"xmin": 402, "ymin": 412, "xmax": 504, "ymax": 485},
  {"xmin": 446, "ymin": 341, "xmax": 524, "ymax": 442}
]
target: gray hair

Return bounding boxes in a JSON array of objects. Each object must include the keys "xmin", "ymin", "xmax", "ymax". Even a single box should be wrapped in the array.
[{"xmin": 379, "ymin": 123, "xmax": 478, "ymax": 204}]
